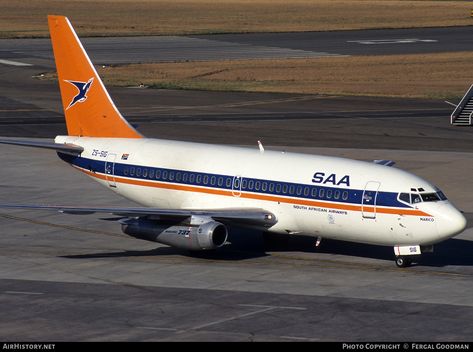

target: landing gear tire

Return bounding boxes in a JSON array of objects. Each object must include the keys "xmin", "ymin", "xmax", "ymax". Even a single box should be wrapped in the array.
[{"xmin": 395, "ymin": 256, "xmax": 412, "ymax": 268}]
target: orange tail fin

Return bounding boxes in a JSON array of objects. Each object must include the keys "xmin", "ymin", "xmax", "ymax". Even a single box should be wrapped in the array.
[{"xmin": 48, "ymin": 15, "xmax": 142, "ymax": 138}]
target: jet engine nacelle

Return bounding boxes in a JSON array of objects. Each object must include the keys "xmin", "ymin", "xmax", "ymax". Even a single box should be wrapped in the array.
[{"xmin": 121, "ymin": 218, "xmax": 228, "ymax": 251}]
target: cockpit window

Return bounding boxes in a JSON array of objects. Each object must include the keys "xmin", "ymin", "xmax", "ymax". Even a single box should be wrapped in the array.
[
  {"xmin": 399, "ymin": 193, "xmax": 410, "ymax": 203},
  {"xmin": 399, "ymin": 191, "xmax": 447, "ymax": 204},
  {"xmin": 411, "ymin": 194, "xmax": 422, "ymax": 204},
  {"xmin": 421, "ymin": 193, "xmax": 440, "ymax": 202}
]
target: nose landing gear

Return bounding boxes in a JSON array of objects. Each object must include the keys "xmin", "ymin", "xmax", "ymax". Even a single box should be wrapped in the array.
[
  {"xmin": 393, "ymin": 245, "xmax": 423, "ymax": 268},
  {"xmin": 395, "ymin": 256, "xmax": 413, "ymax": 268}
]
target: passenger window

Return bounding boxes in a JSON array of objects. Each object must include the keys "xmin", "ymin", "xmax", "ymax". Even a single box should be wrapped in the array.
[
  {"xmin": 248, "ymin": 180, "xmax": 254, "ymax": 190},
  {"xmin": 326, "ymin": 189, "xmax": 332, "ymax": 199},
  {"xmin": 130, "ymin": 167, "xmax": 135, "ymax": 176},
  {"xmin": 282, "ymin": 184, "xmax": 288, "ymax": 194},
  {"xmin": 288, "ymin": 185, "xmax": 294, "ymax": 195},
  {"xmin": 342, "ymin": 191, "xmax": 349, "ymax": 200},
  {"xmin": 182, "ymin": 173, "xmax": 188, "ymax": 182},
  {"xmin": 196, "ymin": 175, "xmax": 202, "ymax": 184},
  {"xmin": 136, "ymin": 168, "xmax": 142, "ymax": 177},
  {"xmin": 269, "ymin": 183, "xmax": 275, "ymax": 192},
  {"xmin": 311, "ymin": 188, "xmax": 318, "ymax": 198},
  {"xmin": 255, "ymin": 181, "xmax": 261, "ymax": 191},
  {"xmin": 226, "ymin": 178, "xmax": 232, "ymax": 188},
  {"xmin": 210, "ymin": 176, "xmax": 216, "ymax": 185},
  {"xmin": 276, "ymin": 184, "xmax": 282, "ymax": 193},
  {"xmin": 304, "ymin": 187, "xmax": 310, "ymax": 197},
  {"xmin": 124, "ymin": 168, "xmax": 129, "ymax": 176},
  {"xmin": 334, "ymin": 190, "xmax": 340, "ymax": 200},
  {"xmin": 189, "ymin": 174, "xmax": 196, "ymax": 183},
  {"xmin": 217, "ymin": 177, "xmax": 223, "ymax": 187},
  {"xmin": 176, "ymin": 172, "xmax": 182, "ymax": 182},
  {"xmin": 319, "ymin": 189, "xmax": 325, "ymax": 198},
  {"xmin": 296, "ymin": 186, "xmax": 302, "ymax": 196},
  {"xmin": 203, "ymin": 175, "xmax": 209, "ymax": 185},
  {"xmin": 262, "ymin": 182, "xmax": 268, "ymax": 192},
  {"xmin": 149, "ymin": 169, "xmax": 155, "ymax": 179},
  {"xmin": 169, "ymin": 171, "xmax": 175, "ymax": 181},
  {"xmin": 241, "ymin": 179, "xmax": 248, "ymax": 190},
  {"xmin": 155, "ymin": 170, "xmax": 161, "ymax": 179},
  {"xmin": 143, "ymin": 168, "xmax": 148, "ymax": 178},
  {"xmin": 162, "ymin": 171, "xmax": 168, "ymax": 180}
]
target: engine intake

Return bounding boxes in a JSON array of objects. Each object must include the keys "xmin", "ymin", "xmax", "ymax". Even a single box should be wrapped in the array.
[{"xmin": 121, "ymin": 218, "xmax": 228, "ymax": 251}]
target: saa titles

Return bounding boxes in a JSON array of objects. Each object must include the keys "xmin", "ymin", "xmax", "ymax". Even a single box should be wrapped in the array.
[{"xmin": 312, "ymin": 172, "xmax": 350, "ymax": 187}]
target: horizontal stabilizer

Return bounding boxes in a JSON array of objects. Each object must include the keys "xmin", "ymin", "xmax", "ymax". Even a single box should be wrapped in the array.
[
  {"xmin": 0, "ymin": 138, "xmax": 83, "ymax": 155},
  {"xmin": 373, "ymin": 159, "xmax": 396, "ymax": 167}
]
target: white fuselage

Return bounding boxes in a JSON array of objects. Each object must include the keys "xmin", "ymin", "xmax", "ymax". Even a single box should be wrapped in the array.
[{"xmin": 55, "ymin": 135, "xmax": 466, "ymax": 247}]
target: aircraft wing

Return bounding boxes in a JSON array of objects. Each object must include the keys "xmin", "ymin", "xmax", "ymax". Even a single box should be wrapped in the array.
[{"xmin": 0, "ymin": 204, "xmax": 277, "ymax": 228}]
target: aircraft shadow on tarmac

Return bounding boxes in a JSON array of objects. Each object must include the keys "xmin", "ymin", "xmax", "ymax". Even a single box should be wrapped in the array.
[
  {"xmin": 61, "ymin": 227, "xmax": 269, "ymax": 261},
  {"xmin": 61, "ymin": 246, "xmax": 267, "ymax": 261},
  {"xmin": 262, "ymin": 233, "xmax": 473, "ymax": 267},
  {"xmin": 61, "ymin": 227, "xmax": 473, "ymax": 266}
]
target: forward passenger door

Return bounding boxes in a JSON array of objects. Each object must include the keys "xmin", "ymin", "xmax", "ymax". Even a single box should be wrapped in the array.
[{"xmin": 362, "ymin": 181, "xmax": 380, "ymax": 219}]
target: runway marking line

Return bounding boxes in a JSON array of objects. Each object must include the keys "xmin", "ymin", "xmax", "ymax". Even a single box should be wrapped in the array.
[
  {"xmin": 121, "ymin": 95, "xmax": 322, "ymax": 113},
  {"xmin": 281, "ymin": 335, "xmax": 320, "ymax": 341},
  {"xmin": 136, "ymin": 327, "xmax": 178, "ymax": 332},
  {"xmin": 347, "ymin": 38, "xmax": 437, "ymax": 45},
  {"xmin": 3, "ymin": 291, "xmax": 44, "ymax": 295},
  {"xmin": 188, "ymin": 306, "xmax": 275, "ymax": 331},
  {"xmin": 0, "ymin": 59, "xmax": 33, "ymax": 67},
  {"xmin": 239, "ymin": 304, "xmax": 307, "ymax": 311},
  {"xmin": 0, "ymin": 109, "xmax": 46, "ymax": 112},
  {"xmin": 185, "ymin": 304, "xmax": 308, "ymax": 332}
]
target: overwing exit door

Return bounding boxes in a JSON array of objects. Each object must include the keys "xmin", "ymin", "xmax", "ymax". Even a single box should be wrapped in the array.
[{"xmin": 232, "ymin": 175, "xmax": 242, "ymax": 197}]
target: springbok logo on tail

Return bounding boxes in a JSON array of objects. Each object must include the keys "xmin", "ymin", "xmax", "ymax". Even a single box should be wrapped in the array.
[{"xmin": 64, "ymin": 77, "xmax": 94, "ymax": 110}]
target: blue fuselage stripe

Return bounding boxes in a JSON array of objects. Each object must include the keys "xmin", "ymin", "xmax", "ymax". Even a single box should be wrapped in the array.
[{"xmin": 58, "ymin": 153, "xmax": 411, "ymax": 209}]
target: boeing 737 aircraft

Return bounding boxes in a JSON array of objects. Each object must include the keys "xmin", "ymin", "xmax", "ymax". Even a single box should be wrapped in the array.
[{"xmin": 0, "ymin": 16, "xmax": 467, "ymax": 267}]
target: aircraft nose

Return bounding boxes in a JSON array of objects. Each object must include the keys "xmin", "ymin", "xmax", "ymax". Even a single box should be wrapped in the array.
[{"xmin": 435, "ymin": 203, "xmax": 467, "ymax": 241}]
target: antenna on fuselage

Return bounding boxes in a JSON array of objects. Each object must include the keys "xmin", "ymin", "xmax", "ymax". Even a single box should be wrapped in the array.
[{"xmin": 258, "ymin": 140, "xmax": 265, "ymax": 153}]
